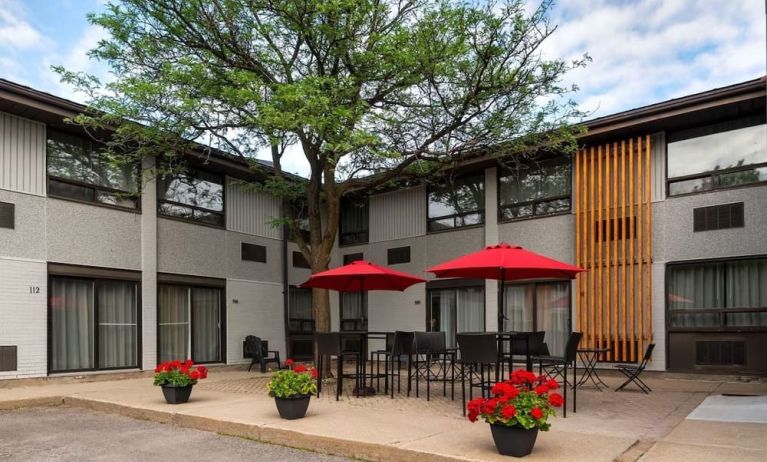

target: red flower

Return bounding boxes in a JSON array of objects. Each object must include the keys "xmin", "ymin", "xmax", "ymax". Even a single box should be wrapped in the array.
[
  {"xmin": 468, "ymin": 410, "xmax": 479, "ymax": 422},
  {"xmin": 548, "ymin": 393, "xmax": 564, "ymax": 407},
  {"xmin": 534, "ymin": 384, "xmax": 549, "ymax": 396},
  {"xmin": 293, "ymin": 364, "xmax": 307, "ymax": 373},
  {"xmin": 482, "ymin": 398, "xmax": 499, "ymax": 415},
  {"xmin": 467, "ymin": 398, "xmax": 484, "ymax": 415},
  {"xmin": 510, "ymin": 369, "xmax": 538, "ymax": 386},
  {"xmin": 184, "ymin": 359, "xmax": 194, "ymax": 368},
  {"xmin": 530, "ymin": 407, "xmax": 544, "ymax": 419},
  {"xmin": 190, "ymin": 370, "xmax": 201, "ymax": 380},
  {"xmin": 285, "ymin": 359, "xmax": 294, "ymax": 368},
  {"xmin": 501, "ymin": 404, "xmax": 516, "ymax": 420},
  {"xmin": 197, "ymin": 366, "xmax": 208, "ymax": 379},
  {"xmin": 546, "ymin": 379, "xmax": 559, "ymax": 390},
  {"xmin": 310, "ymin": 368, "xmax": 319, "ymax": 379}
]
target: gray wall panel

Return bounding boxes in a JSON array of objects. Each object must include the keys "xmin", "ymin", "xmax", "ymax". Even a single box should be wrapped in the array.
[
  {"xmin": 651, "ymin": 132, "xmax": 666, "ymax": 203},
  {"xmin": 226, "ymin": 178, "xmax": 282, "ymax": 239},
  {"xmin": 497, "ymin": 214, "xmax": 575, "ymax": 264},
  {"xmin": 0, "ymin": 112, "xmax": 46, "ymax": 196},
  {"xmin": 46, "ymin": 199, "xmax": 142, "ymax": 270},
  {"xmin": 370, "ymin": 186, "xmax": 426, "ymax": 242},
  {"xmin": 226, "ymin": 231, "xmax": 282, "ymax": 283},
  {"xmin": 157, "ymin": 217, "xmax": 227, "ymax": 277},
  {"xmin": 0, "ymin": 189, "xmax": 46, "ymax": 260}
]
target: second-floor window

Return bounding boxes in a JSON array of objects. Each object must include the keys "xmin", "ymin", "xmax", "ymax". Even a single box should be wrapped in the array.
[
  {"xmin": 47, "ymin": 130, "xmax": 139, "ymax": 209},
  {"xmin": 498, "ymin": 158, "xmax": 571, "ymax": 220},
  {"xmin": 427, "ymin": 173, "xmax": 485, "ymax": 231},
  {"xmin": 667, "ymin": 119, "xmax": 767, "ymax": 196},
  {"xmin": 158, "ymin": 167, "xmax": 224, "ymax": 225},
  {"xmin": 339, "ymin": 196, "xmax": 369, "ymax": 246}
]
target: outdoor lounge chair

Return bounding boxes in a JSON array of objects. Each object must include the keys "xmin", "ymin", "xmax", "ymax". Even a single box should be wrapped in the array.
[
  {"xmin": 615, "ymin": 343, "xmax": 655, "ymax": 393},
  {"xmin": 243, "ymin": 336, "xmax": 281, "ymax": 373}
]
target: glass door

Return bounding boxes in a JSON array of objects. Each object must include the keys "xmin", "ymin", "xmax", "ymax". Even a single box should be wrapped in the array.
[
  {"xmin": 503, "ymin": 281, "xmax": 571, "ymax": 356},
  {"xmin": 158, "ymin": 284, "xmax": 222, "ymax": 363},
  {"xmin": 428, "ymin": 286, "xmax": 484, "ymax": 348}
]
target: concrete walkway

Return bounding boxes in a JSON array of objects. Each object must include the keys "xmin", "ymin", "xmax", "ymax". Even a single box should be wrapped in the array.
[{"xmin": 1, "ymin": 367, "xmax": 765, "ymax": 461}]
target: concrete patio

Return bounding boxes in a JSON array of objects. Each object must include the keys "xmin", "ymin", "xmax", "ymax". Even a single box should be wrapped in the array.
[{"xmin": 1, "ymin": 366, "xmax": 765, "ymax": 461}]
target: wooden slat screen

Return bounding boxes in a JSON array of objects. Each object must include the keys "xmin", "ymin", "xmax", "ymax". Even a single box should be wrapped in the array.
[{"xmin": 575, "ymin": 135, "xmax": 652, "ymax": 363}]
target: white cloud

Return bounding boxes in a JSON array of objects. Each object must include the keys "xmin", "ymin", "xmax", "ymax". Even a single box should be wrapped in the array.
[
  {"xmin": 0, "ymin": 3, "xmax": 48, "ymax": 51},
  {"xmin": 41, "ymin": 24, "xmax": 110, "ymax": 102}
]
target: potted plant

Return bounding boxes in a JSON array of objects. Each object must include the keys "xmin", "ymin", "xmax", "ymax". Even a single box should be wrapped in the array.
[
  {"xmin": 467, "ymin": 369, "xmax": 564, "ymax": 458},
  {"xmin": 153, "ymin": 359, "xmax": 208, "ymax": 404},
  {"xmin": 267, "ymin": 359, "xmax": 318, "ymax": 420}
]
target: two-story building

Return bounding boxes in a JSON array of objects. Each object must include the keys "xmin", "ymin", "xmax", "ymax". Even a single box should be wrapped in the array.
[{"xmin": 1, "ymin": 76, "xmax": 765, "ymax": 380}]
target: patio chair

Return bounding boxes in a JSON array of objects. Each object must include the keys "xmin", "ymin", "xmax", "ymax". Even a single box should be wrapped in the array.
[
  {"xmin": 456, "ymin": 333, "xmax": 498, "ymax": 416},
  {"xmin": 615, "ymin": 343, "xmax": 655, "ymax": 394},
  {"xmin": 387, "ymin": 331, "xmax": 416, "ymax": 399},
  {"xmin": 370, "ymin": 332, "xmax": 395, "ymax": 392},
  {"xmin": 243, "ymin": 336, "xmax": 281, "ymax": 373},
  {"xmin": 498, "ymin": 331, "xmax": 546, "ymax": 377},
  {"xmin": 532, "ymin": 331, "xmax": 582, "ymax": 418},
  {"xmin": 412, "ymin": 332, "xmax": 454, "ymax": 401},
  {"xmin": 314, "ymin": 332, "xmax": 362, "ymax": 401}
]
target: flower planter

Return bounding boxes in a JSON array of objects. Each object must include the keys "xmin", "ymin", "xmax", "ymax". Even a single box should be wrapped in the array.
[
  {"xmin": 274, "ymin": 395, "xmax": 311, "ymax": 420},
  {"xmin": 161, "ymin": 384, "xmax": 194, "ymax": 404},
  {"xmin": 490, "ymin": 424, "xmax": 538, "ymax": 458}
]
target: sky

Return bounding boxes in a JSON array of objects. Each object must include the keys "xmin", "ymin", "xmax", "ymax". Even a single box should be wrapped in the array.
[{"xmin": 1, "ymin": 0, "xmax": 765, "ymax": 176}]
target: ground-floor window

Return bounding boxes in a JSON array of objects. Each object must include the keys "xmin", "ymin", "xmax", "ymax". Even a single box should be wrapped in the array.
[
  {"xmin": 158, "ymin": 284, "xmax": 223, "ymax": 363},
  {"xmin": 287, "ymin": 287, "xmax": 315, "ymax": 359},
  {"xmin": 49, "ymin": 277, "xmax": 139, "ymax": 372},
  {"xmin": 503, "ymin": 281, "xmax": 571, "ymax": 356},
  {"xmin": 340, "ymin": 292, "xmax": 367, "ymax": 331},
  {"xmin": 428, "ymin": 286, "xmax": 485, "ymax": 348},
  {"xmin": 668, "ymin": 257, "xmax": 767, "ymax": 329}
]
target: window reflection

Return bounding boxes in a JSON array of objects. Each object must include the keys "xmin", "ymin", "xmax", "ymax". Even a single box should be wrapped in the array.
[
  {"xmin": 427, "ymin": 174, "xmax": 485, "ymax": 231},
  {"xmin": 158, "ymin": 167, "xmax": 224, "ymax": 225},
  {"xmin": 498, "ymin": 159, "xmax": 571, "ymax": 219}
]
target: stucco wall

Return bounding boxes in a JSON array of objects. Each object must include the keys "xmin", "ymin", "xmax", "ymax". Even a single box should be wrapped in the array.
[
  {"xmin": 46, "ymin": 198, "xmax": 142, "ymax": 270},
  {"xmin": 226, "ymin": 231, "xmax": 283, "ymax": 283},
  {"xmin": 157, "ymin": 217, "xmax": 227, "ymax": 277},
  {"xmin": 226, "ymin": 279, "xmax": 286, "ymax": 364},
  {"xmin": 0, "ymin": 189, "xmax": 46, "ymax": 261},
  {"xmin": 497, "ymin": 214, "xmax": 576, "ymax": 264}
]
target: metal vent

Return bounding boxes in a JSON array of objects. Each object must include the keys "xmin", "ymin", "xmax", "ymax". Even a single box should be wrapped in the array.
[
  {"xmin": 0, "ymin": 346, "xmax": 17, "ymax": 371},
  {"xmin": 241, "ymin": 242, "xmax": 267, "ymax": 263},
  {"xmin": 695, "ymin": 340, "xmax": 745, "ymax": 366},
  {"xmin": 343, "ymin": 253, "xmax": 364, "ymax": 265},
  {"xmin": 292, "ymin": 251, "xmax": 310, "ymax": 269},
  {"xmin": 0, "ymin": 202, "xmax": 14, "ymax": 229},
  {"xmin": 387, "ymin": 246, "xmax": 411, "ymax": 264},
  {"xmin": 693, "ymin": 203, "xmax": 744, "ymax": 232}
]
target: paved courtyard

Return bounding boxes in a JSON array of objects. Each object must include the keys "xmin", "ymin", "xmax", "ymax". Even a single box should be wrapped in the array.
[{"xmin": 0, "ymin": 365, "xmax": 765, "ymax": 461}]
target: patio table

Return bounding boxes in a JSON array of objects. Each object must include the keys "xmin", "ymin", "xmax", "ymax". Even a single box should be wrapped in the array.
[
  {"xmin": 339, "ymin": 330, "xmax": 391, "ymax": 397},
  {"xmin": 577, "ymin": 347, "xmax": 610, "ymax": 391},
  {"xmin": 497, "ymin": 331, "xmax": 534, "ymax": 373}
]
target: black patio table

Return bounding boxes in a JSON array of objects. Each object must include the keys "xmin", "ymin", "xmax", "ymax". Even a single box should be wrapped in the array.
[
  {"xmin": 577, "ymin": 347, "xmax": 611, "ymax": 391},
  {"xmin": 338, "ymin": 330, "xmax": 391, "ymax": 397},
  {"xmin": 497, "ymin": 331, "xmax": 535, "ymax": 374}
]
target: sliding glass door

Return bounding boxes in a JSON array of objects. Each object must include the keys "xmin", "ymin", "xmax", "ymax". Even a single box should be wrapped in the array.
[
  {"xmin": 50, "ymin": 277, "xmax": 138, "ymax": 372},
  {"xmin": 503, "ymin": 281, "xmax": 570, "ymax": 356},
  {"xmin": 428, "ymin": 286, "xmax": 484, "ymax": 348},
  {"xmin": 158, "ymin": 284, "xmax": 223, "ymax": 363}
]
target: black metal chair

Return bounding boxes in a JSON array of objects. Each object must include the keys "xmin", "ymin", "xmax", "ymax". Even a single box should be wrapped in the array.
[
  {"xmin": 615, "ymin": 343, "xmax": 655, "ymax": 393},
  {"xmin": 314, "ymin": 332, "xmax": 361, "ymax": 401},
  {"xmin": 388, "ymin": 331, "xmax": 416, "ymax": 399},
  {"xmin": 532, "ymin": 331, "xmax": 583, "ymax": 418},
  {"xmin": 370, "ymin": 332, "xmax": 395, "ymax": 392},
  {"xmin": 412, "ymin": 332, "xmax": 454, "ymax": 401},
  {"xmin": 456, "ymin": 333, "xmax": 498, "ymax": 416},
  {"xmin": 244, "ymin": 335, "xmax": 281, "ymax": 373},
  {"xmin": 498, "ymin": 331, "xmax": 546, "ymax": 377}
]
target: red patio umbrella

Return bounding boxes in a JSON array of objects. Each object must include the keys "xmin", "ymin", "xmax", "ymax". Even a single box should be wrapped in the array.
[
  {"xmin": 426, "ymin": 243, "xmax": 585, "ymax": 332},
  {"xmin": 301, "ymin": 260, "xmax": 426, "ymax": 293}
]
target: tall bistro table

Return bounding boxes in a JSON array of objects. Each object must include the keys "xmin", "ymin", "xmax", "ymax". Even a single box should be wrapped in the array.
[
  {"xmin": 338, "ymin": 330, "xmax": 390, "ymax": 397},
  {"xmin": 497, "ymin": 331, "xmax": 535, "ymax": 375},
  {"xmin": 577, "ymin": 347, "xmax": 611, "ymax": 391}
]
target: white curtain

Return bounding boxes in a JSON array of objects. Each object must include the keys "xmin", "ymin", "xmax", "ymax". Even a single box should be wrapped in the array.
[
  {"xmin": 50, "ymin": 278, "xmax": 94, "ymax": 371},
  {"xmin": 669, "ymin": 264, "xmax": 724, "ymax": 327},
  {"xmin": 289, "ymin": 288, "xmax": 313, "ymax": 320},
  {"xmin": 341, "ymin": 292, "xmax": 367, "ymax": 323},
  {"xmin": 503, "ymin": 285, "xmax": 533, "ymax": 332},
  {"xmin": 536, "ymin": 282, "xmax": 570, "ymax": 357},
  {"xmin": 97, "ymin": 281, "xmax": 138, "ymax": 368},
  {"xmin": 430, "ymin": 287, "xmax": 484, "ymax": 348},
  {"xmin": 158, "ymin": 285, "xmax": 190, "ymax": 362},
  {"xmin": 433, "ymin": 290, "xmax": 457, "ymax": 347},
  {"xmin": 192, "ymin": 287, "xmax": 221, "ymax": 363},
  {"xmin": 726, "ymin": 260, "xmax": 767, "ymax": 327}
]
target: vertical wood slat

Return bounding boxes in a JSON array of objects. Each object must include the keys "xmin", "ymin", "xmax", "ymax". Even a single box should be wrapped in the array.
[
  {"xmin": 604, "ymin": 143, "xmax": 611, "ymax": 357},
  {"xmin": 611, "ymin": 142, "xmax": 618, "ymax": 361},
  {"xmin": 628, "ymin": 138, "xmax": 635, "ymax": 361},
  {"xmin": 645, "ymin": 135, "xmax": 653, "ymax": 346},
  {"xmin": 582, "ymin": 149, "xmax": 590, "ymax": 345},
  {"xmin": 596, "ymin": 145, "xmax": 603, "ymax": 350},
  {"xmin": 637, "ymin": 136, "xmax": 644, "ymax": 360},
  {"xmin": 620, "ymin": 140, "xmax": 627, "ymax": 362},
  {"xmin": 589, "ymin": 146, "xmax": 596, "ymax": 349},
  {"xmin": 575, "ymin": 150, "xmax": 581, "ymax": 334}
]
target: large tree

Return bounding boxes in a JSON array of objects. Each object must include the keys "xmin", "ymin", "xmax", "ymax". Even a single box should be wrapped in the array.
[{"xmin": 58, "ymin": 0, "xmax": 586, "ymax": 344}]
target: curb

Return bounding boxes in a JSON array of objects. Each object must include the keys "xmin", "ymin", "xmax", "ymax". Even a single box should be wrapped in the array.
[{"xmin": 3, "ymin": 396, "xmax": 466, "ymax": 462}]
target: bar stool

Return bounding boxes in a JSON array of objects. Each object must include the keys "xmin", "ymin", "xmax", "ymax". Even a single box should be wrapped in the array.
[
  {"xmin": 456, "ymin": 333, "xmax": 498, "ymax": 416},
  {"xmin": 314, "ymin": 332, "xmax": 361, "ymax": 401}
]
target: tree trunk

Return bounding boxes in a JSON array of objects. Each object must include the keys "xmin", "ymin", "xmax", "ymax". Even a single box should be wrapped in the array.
[{"xmin": 312, "ymin": 270, "xmax": 333, "ymax": 379}]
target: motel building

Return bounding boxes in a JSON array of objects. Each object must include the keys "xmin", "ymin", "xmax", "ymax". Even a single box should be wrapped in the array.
[{"xmin": 0, "ymin": 76, "xmax": 765, "ymax": 380}]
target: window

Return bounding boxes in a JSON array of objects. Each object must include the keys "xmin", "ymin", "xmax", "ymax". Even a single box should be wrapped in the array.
[
  {"xmin": 47, "ymin": 131, "xmax": 139, "ymax": 209},
  {"xmin": 289, "ymin": 202, "xmax": 310, "ymax": 242},
  {"xmin": 343, "ymin": 253, "xmax": 363, "ymax": 264},
  {"xmin": 158, "ymin": 167, "xmax": 224, "ymax": 225},
  {"xmin": 49, "ymin": 277, "xmax": 139, "ymax": 372},
  {"xmin": 293, "ymin": 251, "xmax": 310, "ymax": 269},
  {"xmin": 288, "ymin": 287, "xmax": 314, "ymax": 333},
  {"xmin": 339, "ymin": 196, "xmax": 369, "ymax": 246},
  {"xmin": 158, "ymin": 284, "xmax": 224, "ymax": 363},
  {"xmin": 427, "ymin": 174, "xmax": 485, "ymax": 231},
  {"xmin": 341, "ymin": 292, "xmax": 367, "ymax": 331},
  {"xmin": 503, "ymin": 281, "xmax": 571, "ymax": 356},
  {"xmin": 0, "ymin": 202, "xmax": 14, "ymax": 229},
  {"xmin": 499, "ymin": 159, "xmax": 571, "ymax": 220},
  {"xmin": 428, "ymin": 286, "xmax": 484, "ymax": 348},
  {"xmin": 668, "ymin": 258, "xmax": 767, "ymax": 330},
  {"xmin": 667, "ymin": 120, "xmax": 767, "ymax": 196},
  {"xmin": 241, "ymin": 243, "xmax": 267, "ymax": 263},
  {"xmin": 387, "ymin": 246, "xmax": 411, "ymax": 265}
]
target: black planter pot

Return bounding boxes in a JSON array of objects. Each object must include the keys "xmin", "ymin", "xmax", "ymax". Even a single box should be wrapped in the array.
[
  {"xmin": 274, "ymin": 395, "xmax": 311, "ymax": 420},
  {"xmin": 490, "ymin": 424, "xmax": 539, "ymax": 458},
  {"xmin": 161, "ymin": 384, "xmax": 194, "ymax": 404}
]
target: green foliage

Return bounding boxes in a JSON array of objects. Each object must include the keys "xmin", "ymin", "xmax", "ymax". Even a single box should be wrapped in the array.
[{"xmin": 267, "ymin": 368, "xmax": 318, "ymax": 398}]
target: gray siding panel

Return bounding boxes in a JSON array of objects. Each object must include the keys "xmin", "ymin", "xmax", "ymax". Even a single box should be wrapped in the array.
[
  {"xmin": 651, "ymin": 132, "xmax": 666, "ymax": 203},
  {"xmin": 370, "ymin": 186, "xmax": 426, "ymax": 242},
  {"xmin": 226, "ymin": 178, "xmax": 281, "ymax": 239},
  {"xmin": 0, "ymin": 112, "xmax": 45, "ymax": 196}
]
